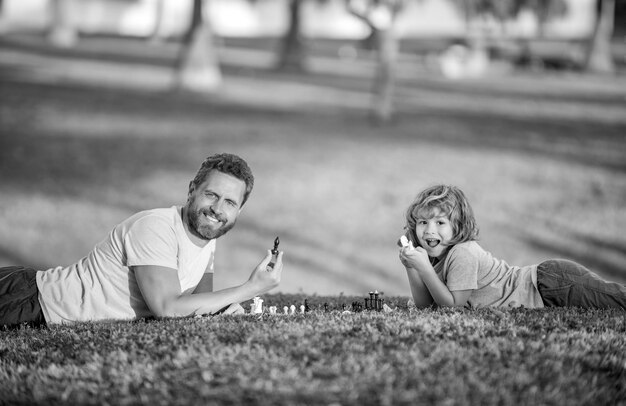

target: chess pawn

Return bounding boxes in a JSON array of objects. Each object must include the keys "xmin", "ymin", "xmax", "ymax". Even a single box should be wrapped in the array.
[
  {"xmin": 249, "ymin": 303, "xmax": 255, "ymax": 314},
  {"xmin": 300, "ymin": 305, "xmax": 305, "ymax": 314},
  {"xmin": 283, "ymin": 306, "xmax": 289, "ymax": 315},
  {"xmin": 289, "ymin": 305, "xmax": 296, "ymax": 315},
  {"xmin": 254, "ymin": 298, "xmax": 264, "ymax": 314}
]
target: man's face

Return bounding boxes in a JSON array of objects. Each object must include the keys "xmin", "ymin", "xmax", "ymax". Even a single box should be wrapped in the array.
[{"xmin": 186, "ymin": 170, "xmax": 246, "ymax": 241}]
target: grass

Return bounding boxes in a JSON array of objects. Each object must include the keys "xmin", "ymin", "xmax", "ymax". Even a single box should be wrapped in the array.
[{"xmin": 1, "ymin": 294, "xmax": 625, "ymax": 405}]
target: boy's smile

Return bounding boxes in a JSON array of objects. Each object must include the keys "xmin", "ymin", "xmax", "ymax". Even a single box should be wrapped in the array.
[{"xmin": 414, "ymin": 208, "xmax": 454, "ymax": 259}]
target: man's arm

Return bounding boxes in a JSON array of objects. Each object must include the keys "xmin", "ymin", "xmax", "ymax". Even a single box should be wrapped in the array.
[
  {"xmin": 193, "ymin": 273, "xmax": 213, "ymax": 294},
  {"xmin": 134, "ymin": 250, "xmax": 282, "ymax": 317}
]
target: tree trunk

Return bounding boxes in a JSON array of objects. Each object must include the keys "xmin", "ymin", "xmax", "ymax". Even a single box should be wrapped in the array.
[
  {"xmin": 371, "ymin": 27, "xmax": 398, "ymax": 123},
  {"xmin": 174, "ymin": 0, "xmax": 222, "ymax": 92},
  {"xmin": 149, "ymin": 0, "xmax": 166, "ymax": 43},
  {"xmin": 585, "ymin": 0, "xmax": 615, "ymax": 74},
  {"xmin": 47, "ymin": 0, "xmax": 78, "ymax": 48},
  {"xmin": 278, "ymin": 0, "xmax": 306, "ymax": 71}
]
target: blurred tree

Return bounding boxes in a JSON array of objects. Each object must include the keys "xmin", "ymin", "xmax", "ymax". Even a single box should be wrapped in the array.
[
  {"xmin": 47, "ymin": 0, "xmax": 78, "ymax": 48},
  {"xmin": 277, "ymin": 0, "xmax": 307, "ymax": 71},
  {"xmin": 174, "ymin": 0, "xmax": 222, "ymax": 92},
  {"xmin": 148, "ymin": 0, "xmax": 166, "ymax": 43},
  {"xmin": 347, "ymin": 0, "xmax": 407, "ymax": 123},
  {"xmin": 585, "ymin": 0, "xmax": 615, "ymax": 74},
  {"xmin": 453, "ymin": 0, "xmax": 567, "ymax": 70}
]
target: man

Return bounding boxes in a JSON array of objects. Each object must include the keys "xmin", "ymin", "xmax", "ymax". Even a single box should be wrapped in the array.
[{"xmin": 0, "ymin": 153, "xmax": 283, "ymax": 328}]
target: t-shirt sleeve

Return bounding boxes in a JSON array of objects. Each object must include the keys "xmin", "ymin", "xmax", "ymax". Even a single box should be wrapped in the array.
[
  {"xmin": 443, "ymin": 245, "xmax": 479, "ymax": 291},
  {"xmin": 124, "ymin": 215, "xmax": 178, "ymax": 270}
]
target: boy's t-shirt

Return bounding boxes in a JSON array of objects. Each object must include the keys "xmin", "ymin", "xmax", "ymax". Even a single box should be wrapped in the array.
[
  {"xmin": 434, "ymin": 241, "xmax": 544, "ymax": 308},
  {"xmin": 36, "ymin": 206, "xmax": 216, "ymax": 324}
]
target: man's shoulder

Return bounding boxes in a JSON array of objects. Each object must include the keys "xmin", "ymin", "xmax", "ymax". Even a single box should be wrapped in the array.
[{"xmin": 123, "ymin": 206, "xmax": 180, "ymax": 226}]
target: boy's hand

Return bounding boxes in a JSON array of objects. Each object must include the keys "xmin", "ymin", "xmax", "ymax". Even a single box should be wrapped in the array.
[{"xmin": 399, "ymin": 244, "xmax": 432, "ymax": 273}]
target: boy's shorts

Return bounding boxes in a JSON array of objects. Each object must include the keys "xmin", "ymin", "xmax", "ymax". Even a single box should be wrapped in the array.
[{"xmin": 0, "ymin": 266, "xmax": 47, "ymax": 328}]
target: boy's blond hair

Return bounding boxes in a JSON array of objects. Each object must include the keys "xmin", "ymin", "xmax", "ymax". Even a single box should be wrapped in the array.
[{"xmin": 405, "ymin": 184, "xmax": 479, "ymax": 247}]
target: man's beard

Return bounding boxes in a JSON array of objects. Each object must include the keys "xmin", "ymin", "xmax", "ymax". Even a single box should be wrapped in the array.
[{"xmin": 187, "ymin": 205, "xmax": 236, "ymax": 241}]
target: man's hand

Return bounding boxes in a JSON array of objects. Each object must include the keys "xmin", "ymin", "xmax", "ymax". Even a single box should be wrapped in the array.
[
  {"xmin": 219, "ymin": 303, "xmax": 245, "ymax": 315},
  {"xmin": 247, "ymin": 250, "xmax": 283, "ymax": 294}
]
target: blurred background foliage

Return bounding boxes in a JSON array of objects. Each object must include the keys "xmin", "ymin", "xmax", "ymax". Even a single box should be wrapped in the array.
[{"xmin": 0, "ymin": 0, "xmax": 625, "ymax": 296}]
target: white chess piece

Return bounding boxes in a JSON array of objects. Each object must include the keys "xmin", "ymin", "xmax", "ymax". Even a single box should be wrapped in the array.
[
  {"xmin": 300, "ymin": 305, "xmax": 305, "ymax": 314},
  {"xmin": 289, "ymin": 305, "xmax": 296, "ymax": 315},
  {"xmin": 400, "ymin": 235, "xmax": 411, "ymax": 248},
  {"xmin": 283, "ymin": 306, "xmax": 289, "ymax": 315},
  {"xmin": 254, "ymin": 297, "xmax": 264, "ymax": 314},
  {"xmin": 269, "ymin": 306, "xmax": 277, "ymax": 314}
]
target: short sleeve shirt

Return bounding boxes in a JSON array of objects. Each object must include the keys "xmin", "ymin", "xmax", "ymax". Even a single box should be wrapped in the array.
[
  {"xmin": 36, "ymin": 206, "xmax": 216, "ymax": 324},
  {"xmin": 434, "ymin": 241, "xmax": 544, "ymax": 308}
]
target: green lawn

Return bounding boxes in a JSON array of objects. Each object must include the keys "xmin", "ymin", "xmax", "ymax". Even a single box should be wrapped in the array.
[
  {"xmin": 1, "ymin": 295, "xmax": 625, "ymax": 405},
  {"xmin": 0, "ymin": 34, "xmax": 625, "ymax": 298}
]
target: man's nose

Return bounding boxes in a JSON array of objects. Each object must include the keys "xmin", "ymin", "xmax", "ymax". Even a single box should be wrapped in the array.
[{"xmin": 211, "ymin": 199, "xmax": 224, "ymax": 215}]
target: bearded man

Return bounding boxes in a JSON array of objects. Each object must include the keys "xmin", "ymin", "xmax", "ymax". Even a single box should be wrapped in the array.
[{"xmin": 0, "ymin": 153, "xmax": 283, "ymax": 328}]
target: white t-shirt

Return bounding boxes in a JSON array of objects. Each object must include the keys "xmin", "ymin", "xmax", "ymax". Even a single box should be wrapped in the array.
[
  {"xmin": 36, "ymin": 206, "xmax": 216, "ymax": 324},
  {"xmin": 434, "ymin": 241, "xmax": 544, "ymax": 309}
]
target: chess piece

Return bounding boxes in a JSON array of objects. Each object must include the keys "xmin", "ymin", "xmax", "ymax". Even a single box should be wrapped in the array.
[
  {"xmin": 300, "ymin": 305, "xmax": 305, "ymax": 314},
  {"xmin": 304, "ymin": 299, "xmax": 310, "ymax": 313},
  {"xmin": 253, "ymin": 297, "xmax": 264, "ymax": 314},
  {"xmin": 283, "ymin": 306, "xmax": 289, "ymax": 315},
  {"xmin": 269, "ymin": 236, "xmax": 280, "ymax": 268},
  {"xmin": 289, "ymin": 305, "xmax": 296, "ymax": 315}
]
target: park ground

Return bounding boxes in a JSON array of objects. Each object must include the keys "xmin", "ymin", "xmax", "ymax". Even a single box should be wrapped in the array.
[{"xmin": 0, "ymin": 33, "xmax": 625, "ymax": 296}]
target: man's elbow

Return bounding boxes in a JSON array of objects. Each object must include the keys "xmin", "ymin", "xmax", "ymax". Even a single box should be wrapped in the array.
[{"xmin": 149, "ymin": 299, "xmax": 189, "ymax": 319}]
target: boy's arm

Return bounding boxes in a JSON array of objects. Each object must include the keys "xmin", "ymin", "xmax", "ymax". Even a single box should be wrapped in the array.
[
  {"xmin": 400, "ymin": 245, "xmax": 472, "ymax": 307},
  {"xmin": 405, "ymin": 266, "xmax": 435, "ymax": 308},
  {"xmin": 416, "ymin": 266, "xmax": 472, "ymax": 307}
]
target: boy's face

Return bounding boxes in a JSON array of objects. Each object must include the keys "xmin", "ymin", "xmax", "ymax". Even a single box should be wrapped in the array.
[{"xmin": 413, "ymin": 207, "xmax": 454, "ymax": 259}]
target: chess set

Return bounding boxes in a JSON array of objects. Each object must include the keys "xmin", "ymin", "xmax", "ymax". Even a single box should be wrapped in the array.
[{"xmin": 244, "ymin": 237, "xmax": 395, "ymax": 315}]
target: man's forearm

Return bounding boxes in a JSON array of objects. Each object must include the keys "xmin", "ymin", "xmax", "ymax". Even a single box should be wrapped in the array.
[{"xmin": 163, "ymin": 282, "xmax": 258, "ymax": 317}]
